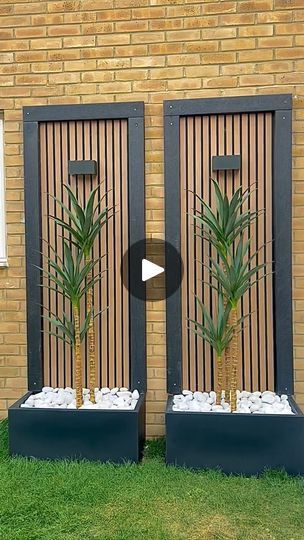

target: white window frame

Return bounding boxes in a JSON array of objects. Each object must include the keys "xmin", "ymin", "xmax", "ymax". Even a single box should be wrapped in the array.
[{"xmin": 0, "ymin": 117, "xmax": 7, "ymax": 267}]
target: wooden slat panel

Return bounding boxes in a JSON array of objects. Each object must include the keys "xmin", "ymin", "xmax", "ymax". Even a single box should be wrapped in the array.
[
  {"xmin": 40, "ymin": 124, "xmax": 49, "ymax": 386},
  {"xmin": 121, "ymin": 120, "xmax": 129, "ymax": 387},
  {"xmin": 265, "ymin": 113, "xmax": 274, "ymax": 390},
  {"xmin": 187, "ymin": 117, "xmax": 196, "ymax": 391},
  {"xmin": 180, "ymin": 112, "xmax": 274, "ymax": 392},
  {"xmin": 195, "ymin": 116, "xmax": 203, "ymax": 390},
  {"xmin": 180, "ymin": 118, "xmax": 189, "ymax": 389},
  {"xmin": 241, "ymin": 114, "xmax": 251, "ymax": 391},
  {"xmin": 39, "ymin": 119, "xmax": 129, "ymax": 390}
]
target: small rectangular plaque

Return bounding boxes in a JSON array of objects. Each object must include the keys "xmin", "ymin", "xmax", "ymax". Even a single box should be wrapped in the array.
[
  {"xmin": 68, "ymin": 160, "xmax": 97, "ymax": 176},
  {"xmin": 212, "ymin": 155, "xmax": 241, "ymax": 171}
]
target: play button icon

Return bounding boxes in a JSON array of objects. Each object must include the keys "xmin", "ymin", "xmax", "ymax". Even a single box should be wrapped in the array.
[
  {"xmin": 121, "ymin": 238, "xmax": 183, "ymax": 301},
  {"xmin": 142, "ymin": 259, "xmax": 164, "ymax": 282}
]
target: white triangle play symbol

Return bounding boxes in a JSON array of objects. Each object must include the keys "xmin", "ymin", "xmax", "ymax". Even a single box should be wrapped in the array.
[{"xmin": 142, "ymin": 258, "xmax": 164, "ymax": 282}]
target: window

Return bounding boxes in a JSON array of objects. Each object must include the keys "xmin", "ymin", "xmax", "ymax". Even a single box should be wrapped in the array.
[{"xmin": 0, "ymin": 116, "xmax": 7, "ymax": 266}]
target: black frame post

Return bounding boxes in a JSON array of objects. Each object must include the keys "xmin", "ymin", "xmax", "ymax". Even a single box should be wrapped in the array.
[
  {"xmin": 164, "ymin": 94, "xmax": 293, "ymax": 395},
  {"xmin": 165, "ymin": 115, "xmax": 182, "ymax": 394},
  {"xmin": 24, "ymin": 121, "xmax": 42, "ymax": 390},
  {"xmin": 128, "ymin": 116, "xmax": 146, "ymax": 393},
  {"xmin": 23, "ymin": 102, "xmax": 145, "ymax": 393},
  {"xmin": 273, "ymin": 109, "xmax": 293, "ymax": 394}
]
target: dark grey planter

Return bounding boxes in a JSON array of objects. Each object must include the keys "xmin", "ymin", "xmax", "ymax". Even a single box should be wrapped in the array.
[
  {"xmin": 166, "ymin": 396, "xmax": 304, "ymax": 475},
  {"xmin": 9, "ymin": 392, "xmax": 145, "ymax": 463}
]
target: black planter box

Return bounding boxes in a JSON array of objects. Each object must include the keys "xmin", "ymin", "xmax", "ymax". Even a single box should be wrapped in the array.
[
  {"xmin": 166, "ymin": 396, "xmax": 304, "ymax": 475},
  {"xmin": 9, "ymin": 392, "xmax": 145, "ymax": 463}
]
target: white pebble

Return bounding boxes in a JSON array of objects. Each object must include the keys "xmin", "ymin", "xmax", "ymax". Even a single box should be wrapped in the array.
[{"xmin": 132, "ymin": 389, "xmax": 140, "ymax": 400}]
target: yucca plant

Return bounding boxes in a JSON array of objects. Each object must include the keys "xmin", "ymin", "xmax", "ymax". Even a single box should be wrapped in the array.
[
  {"xmin": 193, "ymin": 180, "xmax": 259, "ymax": 398},
  {"xmin": 40, "ymin": 241, "xmax": 102, "ymax": 408},
  {"xmin": 193, "ymin": 179, "xmax": 258, "ymax": 259},
  {"xmin": 52, "ymin": 185, "xmax": 108, "ymax": 402},
  {"xmin": 210, "ymin": 236, "xmax": 266, "ymax": 410},
  {"xmin": 189, "ymin": 294, "xmax": 234, "ymax": 404}
]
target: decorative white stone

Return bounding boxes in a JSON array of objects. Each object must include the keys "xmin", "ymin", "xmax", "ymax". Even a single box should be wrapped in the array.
[
  {"xmin": 132, "ymin": 389, "xmax": 140, "ymax": 400},
  {"xmin": 250, "ymin": 403, "xmax": 261, "ymax": 412},
  {"xmin": 238, "ymin": 406, "xmax": 251, "ymax": 414},
  {"xmin": 262, "ymin": 394, "xmax": 275, "ymax": 405},
  {"xmin": 200, "ymin": 403, "xmax": 212, "ymax": 412},
  {"xmin": 42, "ymin": 386, "xmax": 53, "ymax": 393},
  {"xmin": 67, "ymin": 402, "xmax": 76, "ymax": 409},
  {"xmin": 212, "ymin": 404, "xmax": 223, "ymax": 412},
  {"xmin": 189, "ymin": 401, "xmax": 201, "ymax": 412},
  {"xmin": 179, "ymin": 402, "xmax": 189, "ymax": 411},
  {"xmin": 111, "ymin": 387, "xmax": 119, "ymax": 394},
  {"xmin": 171, "ymin": 389, "xmax": 294, "ymax": 415},
  {"xmin": 120, "ymin": 387, "xmax": 128, "ymax": 392},
  {"xmin": 101, "ymin": 387, "xmax": 111, "ymax": 394},
  {"xmin": 98, "ymin": 402, "xmax": 111, "ymax": 409}
]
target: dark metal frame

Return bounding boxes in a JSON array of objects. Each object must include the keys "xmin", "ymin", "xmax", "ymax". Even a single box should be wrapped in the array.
[
  {"xmin": 23, "ymin": 102, "xmax": 146, "ymax": 393},
  {"xmin": 164, "ymin": 94, "xmax": 293, "ymax": 395}
]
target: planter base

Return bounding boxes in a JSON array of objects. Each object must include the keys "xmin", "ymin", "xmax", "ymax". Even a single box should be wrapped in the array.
[
  {"xmin": 9, "ymin": 392, "xmax": 145, "ymax": 463},
  {"xmin": 166, "ymin": 396, "xmax": 304, "ymax": 475}
]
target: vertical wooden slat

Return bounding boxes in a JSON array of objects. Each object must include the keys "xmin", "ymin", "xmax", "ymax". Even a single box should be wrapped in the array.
[
  {"xmin": 195, "ymin": 116, "xmax": 203, "ymax": 390},
  {"xmin": 98, "ymin": 120, "xmax": 108, "ymax": 388},
  {"xmin": 40, "ymin": 124, "xmax": 49, "ymax": 386},
  {"xmin": 257, "ymin": 113, "xmax": 267, "ymax": 390},
  {"xmin": 61, "ymin": 121, "xmax": 71, "ymax": 387},
  {"xmin": 83, "ymin": 121, "xmax": 92, "ymax": 388},
  {"xmin": 47, "ymin": 122, "xmax": 57, "ymax": 388},
  {"xmin": 187, "ymin": 117, "xmax": 196, "ymax": 391},
  {"xmin": 54, "ymin": 122, "xmax": 64, "ymax": 389},
  {"xmin": 121, "ymin": 120, "xmax": 129, "ymax": 388},
  {"xmin": 241, "ymin": 114, "xmax": 251, "ymax": 391},
  {"xmin": 114, "ymin": 120, "xmax": 123, "ymax": 387},
  {"xmin": 232, "ymin": 114, "xmax": 243, "ymax": 388},
  {"xmin": 207, "ymin": 115, "xmax": 217, "ymax": 391},
  {"xmin": 106, "ymin": 121, "xmax": 115, "ymax": 388},
  {"xmin": 249, "ymin": 114, "xmax": 259, "ymax": 391},
  {"xmin": 68, "ymin": 121, "xmax": 76, "ymax": 386},
  {"xmin": 202, "ymin": 116, "xmax": 210, "ymax": 390},
  {"xmin": 265, "ymin": 113, "xmax": 274, "ymax": 390},
  {"xmin": 180, "ymin": 118, "xmax": 189, "ymax": 389},
  {"xmin": 90, "ymin": 120, "xmax": 100, "ymax": 387}
]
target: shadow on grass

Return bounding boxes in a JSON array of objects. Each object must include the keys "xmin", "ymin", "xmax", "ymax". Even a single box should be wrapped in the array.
[{"xmin": 143, "ymin": 437, "xmax": 165, "ymax": 461}]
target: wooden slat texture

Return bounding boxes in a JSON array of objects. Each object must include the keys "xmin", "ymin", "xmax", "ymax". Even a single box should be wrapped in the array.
[
  {"xmin": 39, "ymin": 119, "xmax": 129, "ymax": 389},
  {"xmin": 180, "ymin": 113, "xmax": 274, "ymax": 392}
]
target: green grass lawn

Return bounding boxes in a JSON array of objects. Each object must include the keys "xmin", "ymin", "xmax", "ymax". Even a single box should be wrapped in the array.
[{"xmin": 0, "ymin": 421, "xmax": 304, "ymax": 540}]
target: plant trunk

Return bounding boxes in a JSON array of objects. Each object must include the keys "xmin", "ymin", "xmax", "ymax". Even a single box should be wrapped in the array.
[
  {"xmin": 224, "ymin": 345, "xmax": 231, "ymax": 402},
  {"xmin": 230, "ymin": 307, "xmax": 239, "ymax": 412},
  {"xmin": 73, "ymin": 305, "xmax": 83, "ymax": 409},
  {"xmin": 86, "ymin": 256, "xmax": 96, "ymax": 403},
  {"xmin": 216, "ymin": 354, "xmax": 223, "ymax": 405}
]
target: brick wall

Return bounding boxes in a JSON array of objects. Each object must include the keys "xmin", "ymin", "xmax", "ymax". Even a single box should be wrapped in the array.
[{"xmin": 0, "ymin": 0, "xmax": 304, "ymax": 437}]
